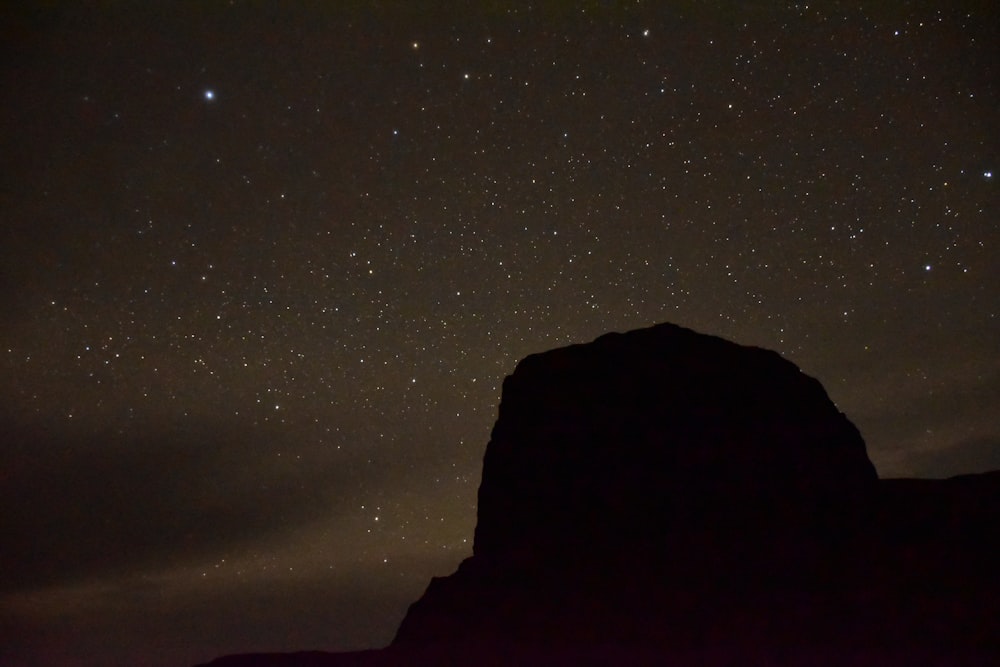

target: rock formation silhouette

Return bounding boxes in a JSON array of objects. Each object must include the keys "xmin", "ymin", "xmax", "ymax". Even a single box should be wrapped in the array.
[{"xmin": 199, "ymin": 323, "xmax": 999, "ymax": 666}]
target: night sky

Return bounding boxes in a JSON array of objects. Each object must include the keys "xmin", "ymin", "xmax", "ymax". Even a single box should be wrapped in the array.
[{"xmin": 1, "ymin": 2, "xmax": 998, "ymax": 666}]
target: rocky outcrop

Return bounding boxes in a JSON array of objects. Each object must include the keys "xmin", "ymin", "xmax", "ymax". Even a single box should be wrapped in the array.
[
  {"xmin": 394, "ymin": 324, "xmax": 879, "ymax": 647},
  {"xmin": 199, "ymin": 323, "xmax": 1000, "ymax": 666},
  {"xmin": 474, "ymin": 323, "xmax": 877, "ymax": 559}
]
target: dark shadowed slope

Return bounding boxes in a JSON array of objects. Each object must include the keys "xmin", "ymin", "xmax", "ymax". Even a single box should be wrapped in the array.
[{"xmin": 198, "ymin": 323, "xmax": 1000, "ymax": 667}]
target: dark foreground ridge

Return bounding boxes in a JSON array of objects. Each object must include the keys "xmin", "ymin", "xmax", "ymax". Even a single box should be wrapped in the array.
[{"xmin": 198, "ymin": 323, "xmax": 1000, "ymax": 666}]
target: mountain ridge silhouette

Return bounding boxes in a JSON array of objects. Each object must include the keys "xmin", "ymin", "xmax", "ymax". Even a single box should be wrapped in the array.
[{"xmin": 198, "ymin": 323, "xmax": 1000, "ymax": 666}]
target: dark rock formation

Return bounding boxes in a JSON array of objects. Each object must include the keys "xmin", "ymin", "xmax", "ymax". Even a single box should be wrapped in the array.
[
  {"xmin": 476, "ymin": 323, "xmax": 875, "ymax": 556},
  {"xmin": 199, "ymin": 323, "xmax": 1000, "ymax": 666}
]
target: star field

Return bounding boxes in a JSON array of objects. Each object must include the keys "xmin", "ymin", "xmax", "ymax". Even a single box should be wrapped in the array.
[{"xmin": 1, "ymin": 3, "xmax": 997, "ymax": 666}]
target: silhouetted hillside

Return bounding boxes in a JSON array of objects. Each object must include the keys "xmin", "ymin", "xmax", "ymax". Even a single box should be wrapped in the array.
[{"xmin": 198, "ymin": 323, "xmax": 1000, "ymax": 666}]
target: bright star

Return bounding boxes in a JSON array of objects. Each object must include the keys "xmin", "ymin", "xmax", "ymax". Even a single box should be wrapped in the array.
[{"xmin": 204, "ymin": 90, "xmax": 215, "ymax": 101}]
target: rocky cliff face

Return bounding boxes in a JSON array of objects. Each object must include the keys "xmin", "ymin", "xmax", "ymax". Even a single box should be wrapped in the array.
[
  {"xmin": 199, "ymin": 323, "xmax": 999, "ymax": 666},
  {"xmin": 472, "ymin": 323, "xmax": 876, "ymax": 562},
  {"xmin": 392, "ymin": 323, "xmax": 884, "ymax": 653}
]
